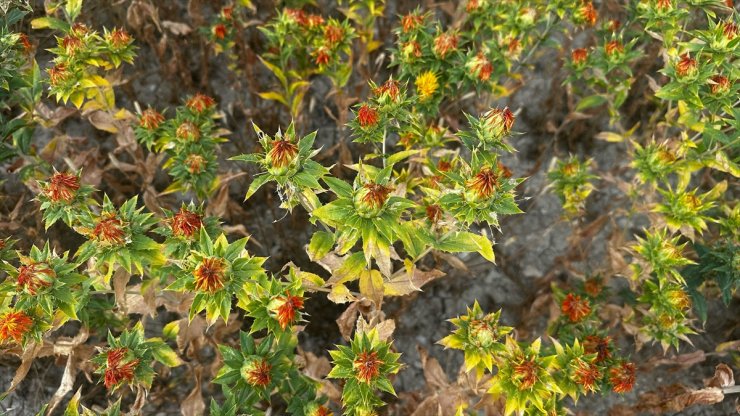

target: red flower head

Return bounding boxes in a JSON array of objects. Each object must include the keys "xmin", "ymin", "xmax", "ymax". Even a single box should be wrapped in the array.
[
  {"xmin": 605, "ymin": 40, "xmax": 624, "ymax": 57},
  {"xmin": 723, "ymin": 21, "xmax": 738, "ymax": 40},
  {"xmin": 353, "ymin": 351, "xmax": 383, "ymax": 383},
  {"xmin": 426, "ymin": 204, "xmax": 443, "ymax": 223},
  {"xmin": 571, "ymin": 48, "xmax": 588, "ymax": 66},
  {"xmin": 176, "ymin": 121, "xmax": 201, "ymax": 141},
  {"xmin": 0, "ymin": 311, "xmax": 33, "ymax": 343},
  {"xmin": 139, "ymin": 108, "xmax": 164, "ymax": 130},
  {"xmin": 576, "ymin": 1, "xmax": 598, "ymax": 26},
  {"xmin": 185, "ymin": 154, "xmax": 207, "ymax": 174},
  {"xmin": 275, "ymin": 293, "xmax": 304, "ymax": 329},
  {"xmin": 213, "ymin": 24, "xmax": 227, "ymax": 40},
  {"xmin": 484, "ymin": 107, "xmax": 515, "ymax": 136},
  {"xmin": 656, "ymin": 0, "xmax": 672, "ymax": 9},
  {"xmin": 267, "ymin": 139, "xmax": 299, "ymax": 169},
  {"xmin": 17, "ymin": 262, "xmax": 55, "ymax": 295},
  {"xmin": 469, "ymin": 53, "xmax": 493, "ymax": 81},
  {"xmin": 62, "ymin": 35, "xmax": 82, "ymax": 55},
  {"xmin": 306, "ymin": 14, "xmax": 324, "ymax": 28},
  {"xmin": 466, "ymin": 0, "xmax": 480, "ymax": 12},
  {"xmin": 171, "ymin": 208, "xmax": 203, "ymax": 238},
  {"xmin": 609, "ymin": 361, "xmax": 636, "ymax": 393},
  {"xmin": 285, "ymin": 9, "xmax": 307, "ymax": 26},
  {"xmin": 92, "ymin": 213, "xmax": 126, "ymax": 246},
  {"xmin": 70, "ymin": 23, "xmax": 89, "ymax": 36},
  {"xmin": 676, "ymin": 54, "xmax": 697, "ymax": 77},
  {"xmin": 193, "ymin": 257, "xmax": 226, "ymax": 293},
  {"xmin": 584, "ymin": 335, "xmax": 612, "ymax": 363},
  {"xmin": 513, "ymin": 359, "xmax": 540, "ymax": 390},
  {"xmin": 47, "ymin": 171, "xmax": 80, "ymax": 203},
  {"xmin": 360, "ymin": 183, "xmax": 393, "ymax": 210},
  {"xmin": 104, "ymin": 347, "xmax": 140, "ymax": 389},
  {"xmin": 401, "ymin": 13, "xmax": 423, "ymax": 33},
  {"xmin": 438, "ymin": 160, "xmax": 452, "ymax": 172},
  {"xmin": 373, "ymin": 79, "xmax": 400, "ymax": 101},
  {"xmin": 357, "ymin": 105, "xmax": 379, "ymax": 128},
  {"xmin": 221, "ymin": 6, "xmax": 234, "ymax": 20},
  {"xmin": 561, "ymin": 293, "xmax": 591, "ymax": 322},
  {"xmin": 402, "ymin": 40, "xmax": 422, "ymax": 60},
  {"xmin": 48, "ymin": 64, "xmax": 70, "ymax": 86},
  {"xmin": 726, "ymin": 0, "xmax": 734, "ymax": 7},
  {"xmin": 314, "ymin": 47, "xmax": 331, "ymax": 66},
  {"xmin": 242, "ymin": 358, "xmax": 272, "ymax": 387},
  {"xmin": 186, "ymin": 93, "xmax": 216, "ymax": 113},
  {"xmin": 324, "ymin": 24, "xmax": 344, "ymax": 45},
  {"xmin": 433, "ymin": 32, "xmax": 458, "ymax": 58},
  {"xmin": 468, "ymin": 167, "xmax": 499, "ymax": 200},
  {"xmin": 709, "ymin": 75, "xmax": 730, "ymax": 94},
  {"xmin": 573, "ymin": 360, "xmax": 601, "ymax": 392},
  {"xmin": 108, "ymin": 29, "xmax": 132, "ymax": 49},
  {"xmin": 18, "ymin": 33, "xmax": 32, "ymax": 53}
]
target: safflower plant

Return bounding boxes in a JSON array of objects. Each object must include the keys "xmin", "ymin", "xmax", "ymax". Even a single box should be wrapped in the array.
[{"xmin": 0, "ymin": 0, "xmax": 738, "ymax": 415}]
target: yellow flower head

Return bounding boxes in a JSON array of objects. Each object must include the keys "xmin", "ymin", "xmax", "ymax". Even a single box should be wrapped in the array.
[{"xmin": 415, "ymin": 71, "xmax": 439, "ymax": 101}]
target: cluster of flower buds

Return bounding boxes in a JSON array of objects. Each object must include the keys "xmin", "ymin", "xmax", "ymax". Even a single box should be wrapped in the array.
[
  {"xmin": 44, "ymin": 21, "xmax": 135, "ymax": 108},
  {"xmin": 135, "ymin": 93, "xmax": 224, "ymax": 198}
]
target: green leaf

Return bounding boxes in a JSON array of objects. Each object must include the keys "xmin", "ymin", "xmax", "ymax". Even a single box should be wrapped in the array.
[
  {"xmin": 308, "ymin": 231, "xmax": 335, "ymax": 261},
  {"xmin": 65, "ymin": 0, "xmax": 83, "ymax": 21},
  {"xmin": 576, "ymin": 94, "xmax": 607, "ymax": 111},
  {"xmin": 30, "ymin": 17, "xmax": 70, "ymax": 31}
]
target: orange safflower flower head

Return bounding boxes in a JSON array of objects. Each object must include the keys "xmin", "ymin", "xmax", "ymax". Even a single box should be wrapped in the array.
[
  {"xmin": 213, "ymin": 24, "xmax": 227, "ymax": 40},
  {"xmin": 609, "ymin": 361, "xmax": 636, "ymax": 393},
  {"xmin": 139, "ymin": 108, "xmax": 164, "ymax": 130},
  {"xmin": 353, "ymin": 351, "xmax": 383, "ymax": 383},
  {"xmin": 709, "ymin": 75, "xmax": 730, "ymax": 95},
  {"xmin": 573, "ymin": 360, "xmax": 601, "ymax": 392},
  {"xmin": 357, "ymin": 105, "xmax": 379, "ymax": 128},
  {"xmin": 104, "ymin": 347, "xmax": 140, "ymax": 389},
  {"xmin": 467, "ymin": 167, "xmax": 499, "ymax": 200},
  {"xmin": 354, "ymin": 183, "xmax": 393, "ymax": 218},
  {"xmin": 171, "ymin": 208, "xmax": 203, "ymax": 238},
  {"xmin": 561, "ymin": 293, "xmax": 591, "ymax": 322},
  {"xmin": 0, "ymin": 311, "xmax": 33, "ymax": 344},
  {"xmin": 242, "ymin": 357, "xmax": 272, "ymax": 387},
  {"xmin": 185, "ymin": 154, "xmax": 207, "ymax": 174},
  {"xmin": 575, "ymin": 1, "xmax": 598, "ymax": 26},
  {"xmin": 433, "ymin": 32, "xmax": 458, "ymax": 58},
  {"xmin": 275, "ymin": 293, "xmax": 304, "ymax": 329},
  {"xmin": 186, "ymin": 93, "xmax": 216, "ymax": 113},
  {"xmin": 176, "ymin": 121, "xmax": 201, "ymax": 141},
  {"xmin": 572, "ymin": 48, "xmax": 588, "ymax": 66},
  {"xmin": 401, "ymin": 13, "xmax": 423, "ymax": 33},
  {"xmin": 675, "ymin": 53, "xmax": 697, "ymax": 78},
  {"xmin": 92, "ymin": 214, "xmax": 126, "ymax": 246},
  {"xmin": 108, "ymin": 28, "xmax": 132, "ymax": 49},
  {"xmin": 47, "ymin": 171, "xmax": 80, "ymax": 203},
  {"xmin": 324, "ymin": 24, "xmax": 344, "ymax": 45},
  {"xmin": 17, "ymin": 262, "xmax": 55, "ymax": 295},
  {"xmin": 513, "ymin": 359, "xmax": 540, "ymax": 390},
  {"xmin": 193, "ymin": 257, "xmax": 226, "ymax": 293},
  {"xmin": 267, "ymin": 139, "xmax": 299, "ymax": 171}
]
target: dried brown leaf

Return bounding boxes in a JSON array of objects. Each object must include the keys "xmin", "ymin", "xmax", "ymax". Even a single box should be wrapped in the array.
[
  {"xmin": 705, "ymin": 363, "xmax": 735, "ymax": 388},
  {"xmin": 336, "ymin": 302, "xmax": 360, "ymax": 341},
  {"xmin": 418, "ymin": 346, "xmax": 449, "ymax": 391},
  {"xmin": 181, "ymin": 367, "xmax": 205, "ymax": 416}
]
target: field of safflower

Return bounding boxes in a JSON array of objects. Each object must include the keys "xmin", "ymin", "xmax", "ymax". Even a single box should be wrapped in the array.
[{"xmin": 0, "ymin": 0, "xmax": 738, "ymax": 415}]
